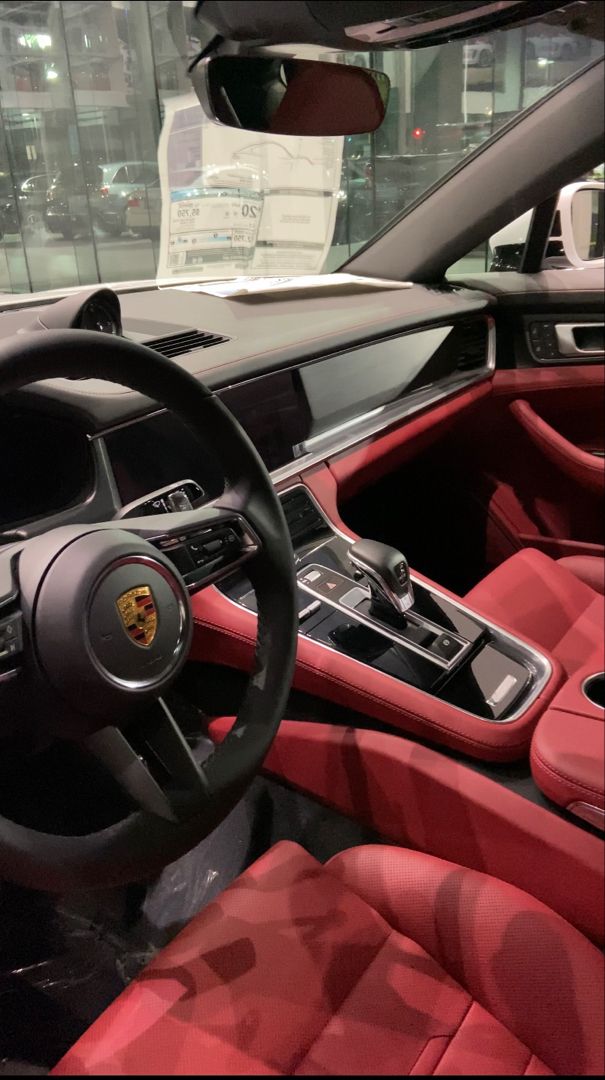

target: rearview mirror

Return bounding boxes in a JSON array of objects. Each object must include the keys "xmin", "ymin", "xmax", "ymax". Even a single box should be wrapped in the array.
[
  {"xmin": 193, "ymin": 56, "xmax": 389, "ymax": 136},
  {"xmin": 558, "ymin": 181, "xmax": 604, "ymax": 268}
]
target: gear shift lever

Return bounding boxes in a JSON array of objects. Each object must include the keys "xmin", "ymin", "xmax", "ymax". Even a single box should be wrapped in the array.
[{"xmin": 349, "ymin": 539, "xmax": 414, "ymax": 618}]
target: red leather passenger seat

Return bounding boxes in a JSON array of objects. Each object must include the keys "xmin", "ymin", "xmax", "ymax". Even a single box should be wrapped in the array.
[
  {"xmin": 556, "ymin": 556, "xmax": 605, "ymax": 595},
  {"xmin": 465, "ymin": 548, "xmax": 605, "ymax": 676},
  {"xmin": 52, "ymin": 842, "xmax": 604, "ymax": 1076}
]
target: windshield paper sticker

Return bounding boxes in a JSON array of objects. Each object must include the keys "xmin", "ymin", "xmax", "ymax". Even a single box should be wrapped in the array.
[{"xmin": 156, "ymin": 93, "xmax": 343, "ymax": 282}]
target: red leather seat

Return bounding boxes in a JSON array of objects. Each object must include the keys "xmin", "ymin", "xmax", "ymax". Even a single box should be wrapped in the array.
[
  {"xmin": 556, "ymin": 556, "xmax": 605, "ymax": 595},
  {"xmin": 465, "ymin": 548, "xmax": 605, "ymax": 676},
  {"xmin": 52, "ymin": 841, "xmax": 604, "ymax": 1076}
]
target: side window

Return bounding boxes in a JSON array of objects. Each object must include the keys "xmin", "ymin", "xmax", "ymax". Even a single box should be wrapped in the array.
[
  {"xmin": 448, "ymin": 211, "xmax": 533, "ymax": 276},
  {"xmin": 112, "ymin": 166, "xmax": 130, "ymax": 185},
  {"xmin": 448, "ymin": 167, "xmax": 604, "ymax": 276}
]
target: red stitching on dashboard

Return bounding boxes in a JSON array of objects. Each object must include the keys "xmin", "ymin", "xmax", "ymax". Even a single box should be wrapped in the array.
[
  {"xmin": 190, "ymin": 302, "xmax": 483, "ymax": 379},
  {"xmin": 192, "ymin": 616, "xmax": 535, "ymax": 755}
]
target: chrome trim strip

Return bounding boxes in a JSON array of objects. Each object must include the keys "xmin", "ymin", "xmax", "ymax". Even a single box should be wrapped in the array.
[
  {"xmin": 219, "ymin": 479, "xmax": 552, "ymax": 725},
  {"xmin": 0, "ymin": 667, "xmax": 19, "ymax": 684},
  {"xmin": 272, "ymin": 316, "xmax": 495, "ymax": 484},
  {"xmin": 89, "ymin": 407, "xmax": 167, "ymax": 441},
  {"xmin": 566, "ymin": 802, "xmax": 605, "ymax": 830}
]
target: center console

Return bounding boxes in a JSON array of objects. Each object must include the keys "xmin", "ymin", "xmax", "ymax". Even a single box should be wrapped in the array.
[
  {"xmin": 219, "ymin": 484, "xmax": 552, "ymax": 726},
  {"xmin": 530, "ymin": 665, "xmax": 604, "ymax": 830}
]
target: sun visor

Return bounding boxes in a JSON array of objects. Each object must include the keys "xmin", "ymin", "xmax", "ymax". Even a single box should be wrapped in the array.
[{"xmin": 194, "ymin": 0, "xmax": 561, "ymax": 50}]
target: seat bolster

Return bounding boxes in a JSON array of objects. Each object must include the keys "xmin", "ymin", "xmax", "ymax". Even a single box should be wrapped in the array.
[
  {"xmin": 465, "ymin": 548, "xmax": 604, "ymax": 674},
  {"xmin": 327, "ymin": 844, "xmax": 605, "ymax": 1077},
  {"xmin": 557, "ymin": 556, "xmax": 605, "ymax": 595}
]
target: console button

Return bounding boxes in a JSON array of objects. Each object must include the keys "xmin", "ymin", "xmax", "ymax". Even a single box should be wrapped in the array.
[
  {"xmin": 298, "ymin": 565, "xmax": 355, "ymax": 603},
  {"xmin": 430, "ymin": 633, "xmax": 464, "ymax": 662},
  {"xmin": 298, "ymin": 599, "xmax": 321, "ymax": 622}
]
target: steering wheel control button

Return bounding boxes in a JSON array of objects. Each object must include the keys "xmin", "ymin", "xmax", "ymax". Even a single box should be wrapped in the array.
[
  {"xmin": 187, "ymin": 540, "xmax": 208, "ymax": 567},
  {"xmin": 0, "ymin": 612, "xmax": 23, "ymax": 660},
  {"xmin": 164, "ymin": 544, "xmax": 194, "ymax": 575},
  {"xmin": 204, "ymin": 539, "xmax": 223, "ymax": 555},
  {"xmin": 158, "ymin": 518, "xmax": 257, "ymax": 590}
]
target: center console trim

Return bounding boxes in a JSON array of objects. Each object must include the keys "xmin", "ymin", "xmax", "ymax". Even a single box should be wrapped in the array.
[
  {"xmin": 221, "ymin": 481, "xmax": 553, "ymax": 725},
  {"xmin": 297, "ymin": 564, "xmax": 472, "ymax": 671}
]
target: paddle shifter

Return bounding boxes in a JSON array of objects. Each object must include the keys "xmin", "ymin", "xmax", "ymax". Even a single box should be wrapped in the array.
[{"xmin": 348, "ymin": 539, "xmax": 414, "ymax": 619}]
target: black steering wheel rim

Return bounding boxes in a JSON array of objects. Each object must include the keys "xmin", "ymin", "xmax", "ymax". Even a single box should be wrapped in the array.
[{"xmin": 0, "ymin": 329, "xmax": 298, "ymax": 890}]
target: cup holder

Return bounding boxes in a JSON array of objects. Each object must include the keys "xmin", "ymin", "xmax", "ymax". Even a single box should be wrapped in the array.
[{"xmin": 582, "ymin": 673, "xmax": 605, "ymax": 709}]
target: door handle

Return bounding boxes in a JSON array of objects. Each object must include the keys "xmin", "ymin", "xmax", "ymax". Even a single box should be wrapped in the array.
[{"xmin": 555, "ymin": 324, "xmax": 604, "ymax": 357}]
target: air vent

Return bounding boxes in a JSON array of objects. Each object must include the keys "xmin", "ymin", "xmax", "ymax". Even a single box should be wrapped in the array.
[
  {"xmin": 455, "ymin": 323, "xmax": 488, "ymax": 373},
  {"xmin": 279, "ymin": 488, "xmax": 329, "ymax": 548},
  {"xmin": 145, "ymin": 329, "xmax": 229, "ymax": 358}
]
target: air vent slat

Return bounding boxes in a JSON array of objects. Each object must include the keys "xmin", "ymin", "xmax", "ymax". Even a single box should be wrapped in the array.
[
  {"xmin": 279, "ymin": 488, "xmax": 328, "ymax": 548},
  {"xmin": 455, "ymin": 324, "xmax": 488, "ymax": 373},
  {"xmin": 146, "ymin": 328, "xmax": 229, "ymax": 358}
]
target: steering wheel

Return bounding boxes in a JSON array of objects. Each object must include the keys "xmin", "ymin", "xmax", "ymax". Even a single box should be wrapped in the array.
[{"xmin": 0, "ymin": 330, "xmax": 298, "ymax": 890}]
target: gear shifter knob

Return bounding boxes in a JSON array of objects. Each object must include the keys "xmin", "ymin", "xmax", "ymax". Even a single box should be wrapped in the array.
[{"xmin": 349, "ymin": 539, "xmax": 414, "ymax": 616}]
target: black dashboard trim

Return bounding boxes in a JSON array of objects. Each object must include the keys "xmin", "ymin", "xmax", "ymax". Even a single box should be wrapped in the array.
[
  {"xmin": 5, "ymin": 283, "xmax": 491, "ymax": 429},
  {"xmin": 92, "ymin": 316, "xmax": 495, "ymax": 493}
]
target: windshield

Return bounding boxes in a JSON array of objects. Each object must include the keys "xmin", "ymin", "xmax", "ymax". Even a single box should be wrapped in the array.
[{"xmin": 0, "ymin": 1, "xmax": 602, "ymax": 294}]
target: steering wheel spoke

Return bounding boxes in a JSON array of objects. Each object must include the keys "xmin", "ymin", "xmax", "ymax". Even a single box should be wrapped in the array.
[
  {"xmin": 117, "ymin": 498, "xmax": 261, "ymax": 593},
  {"xmin": 85, "ymin": 699, "xmax": 209, "ymax": 822}
]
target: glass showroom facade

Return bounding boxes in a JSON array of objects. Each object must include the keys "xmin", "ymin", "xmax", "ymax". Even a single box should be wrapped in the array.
[{"xmin": 0, "ymin": 1, "xmax": 601, "ymax": 294}]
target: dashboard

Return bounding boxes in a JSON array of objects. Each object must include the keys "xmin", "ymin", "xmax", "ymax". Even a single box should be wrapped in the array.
[{"xmin": 0, "ymin": 281, "xmax": 494, "ymax": 532}]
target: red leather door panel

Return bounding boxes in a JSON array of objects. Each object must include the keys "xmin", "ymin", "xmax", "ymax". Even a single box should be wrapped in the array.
[
  {"xmin": 453, "ymin": 365, "xmax": 605, "ymax": 561},
  {"xmin": 509, "ymin": 398, "xmax": 605, "ymax": 495}
]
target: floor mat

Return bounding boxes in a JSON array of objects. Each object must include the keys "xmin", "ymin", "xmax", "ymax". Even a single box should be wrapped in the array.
[{"xmin": 0, "ymin": 768, "xmax": 380, "ymax": 1074}]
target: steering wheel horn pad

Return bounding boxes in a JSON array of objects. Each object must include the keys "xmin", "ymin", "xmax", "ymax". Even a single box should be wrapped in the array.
[{"xmin": 20, "ymin": 526, "xmax": 192, "ymax": 731}]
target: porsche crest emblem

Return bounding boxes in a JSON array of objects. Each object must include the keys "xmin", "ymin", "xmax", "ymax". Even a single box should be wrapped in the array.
[{"xmin": 116, "ymin": 585, "xmax": 158, "ymax": 647}]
